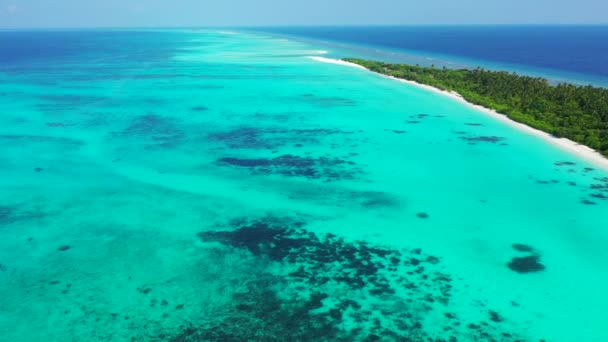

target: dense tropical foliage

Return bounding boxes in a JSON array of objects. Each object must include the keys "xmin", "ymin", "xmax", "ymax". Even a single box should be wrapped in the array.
[{"xmin": 344, "ymin": 58, "xmax": 608, "ymax": 157}]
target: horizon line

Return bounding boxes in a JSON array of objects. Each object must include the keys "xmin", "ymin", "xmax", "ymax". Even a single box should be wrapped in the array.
[{"xmin": 2, "ymin": 23, "xmax": 608, "ymax": 30}]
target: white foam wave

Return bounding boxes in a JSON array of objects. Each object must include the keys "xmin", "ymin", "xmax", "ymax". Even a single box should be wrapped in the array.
[{"xmin": 306, "ymin": 56, "xmax": 367, "ymax": 69}]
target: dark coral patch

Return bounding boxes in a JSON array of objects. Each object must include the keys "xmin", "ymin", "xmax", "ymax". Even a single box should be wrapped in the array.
[
  {"xmin": 281, "ymin": 187, "xmax": 396, "ymax": 210},
  {"xmin": 512, "ymin": 244, "xmax": 534, "ymax": 253},
  {"xmin": 507, "ymin": 255, "xmax": 545, "ymax": 273},
  {"xmin": 209, "ymin": 127, "xmax": 274, "ymax": 149},
  {"xmin": 112, "ymin": 114, "xmax": 185, "ymax": 149},
  {"xmin": 46, "ymin": 122, "xmax": 72, "ymax": 127},
  {"xmin": 554, "ymin": 161, "xmax": 576, "ymax": 166},
  {"xmin": 359, "ymin": 192, "xmax": 398, "ymax": 209},
  {"xmin": 186, "ymin": 216, "xmax": 529, "ymax": 341},
  {"xmin": 192, "ymin": 217, "xmax": 496, "ymax": 340},
  {"xmin": 209, "ymin": 127, "xmax": 353, "ymax": 150},
  {"xmin": 38, "ymin": 94, "xmax": 107, "ymax": 105},
  {"xmin": 297, "ymin": 95, "xmax": 356, "ymax": 107},
  {"xmin": 217, "ymin": 154, "xmax": 361, "ymax": 181},
  {"xmin": 416, "ymin": 212, "xmax": 429, "ymax": 219},
  {"xmin": 0, "ymin": 205, "xmax": 44, "ymax": 225},
  {"xmin": 218, "ymin": 157, "xmax": 271, "ymax": 167},
  {"xmin": 590, "ymin": 183, "xmax": 608, "ymax": 191},
  {"xmin": 0, "ymin": 206, "xmax": 13, "ymax": 224},
  {"xmin": 459, "ymin": 136, "xmax": 505, "ymax": 143},
  {"xmin": 589, "ymin": 179, "xmax": 608, "ymax": 200},
  {"xmin": 489, "ymin": 310, "xmax": 503, "ymax": 322},
  {"xmin": 0, "ymin": 135, "xmax": 83, "ymax": 149}
]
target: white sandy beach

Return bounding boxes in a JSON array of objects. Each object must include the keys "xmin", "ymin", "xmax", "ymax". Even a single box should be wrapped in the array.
[{"xmin": 308, "ymin": 56, "xmax": 608, "ymax": 172}]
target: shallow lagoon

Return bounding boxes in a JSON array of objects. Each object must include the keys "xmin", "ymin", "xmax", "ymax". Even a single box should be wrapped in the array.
[{"xmin": 0, "ymin": 30, "xmax": 607, "ymax": 341}]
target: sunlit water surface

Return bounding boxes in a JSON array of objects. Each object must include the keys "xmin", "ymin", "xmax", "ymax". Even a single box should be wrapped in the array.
[{"xmin": 0, "ymin": 30, "xmax": 607, "ymax": 341}]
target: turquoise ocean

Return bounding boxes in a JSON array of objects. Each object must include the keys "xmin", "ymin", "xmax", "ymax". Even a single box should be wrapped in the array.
[{"xmin": 1, "ymin": 29, "xmax": 607, "ymax": 341}]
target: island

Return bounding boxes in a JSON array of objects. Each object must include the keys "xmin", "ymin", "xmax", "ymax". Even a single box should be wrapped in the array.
[{"xmin": 343, "ymin": 58, "xmax": 608, "ymax": 157}]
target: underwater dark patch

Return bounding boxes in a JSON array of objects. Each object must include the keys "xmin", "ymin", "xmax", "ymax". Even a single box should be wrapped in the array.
[
  {"xmin": 459, "ymin": 136, "xmax": 505, "ymax": 143},
  {"xmin": 416, "ymin": 212, "xmax": 429, "ymax": 219},
  {"xmin": 217, "ymin": 154, "xmax": 362, "ymax": 181},
  {"xmin": 209, "ymin": 127, "xmax": 273, "ymax": 149},
  {"xmin": 408, "ymin": 114, "xmax": 430, "ymax": 120},
  {"xmin": 35, "ymin": 94, "xmax": 112, "ymax": 112},
  {"xmin": 0, "ymin": 135, "xmax": 83, "ymax": 149},
  {"xmin": 507, "ymin": 255, "xmax": 545, "ymax": 273},
  {"xmin": 0, "ymin": 205, "xmax": 44, "ymax": 225},
  {"xmin": 252, "ymin": 112, "xmax": 296, "ymax": 123},
  {"xmin": 589, "ymin": 179, "xmax": 608, "ymax": 198},
  {"xmin": 188, "ymin": 216, "xmax": 528, "ymax": 341},
  {"xmin": 209, "ymin": 126, "xmax": 354, "ymax": 150},
  {"xmin": 489, "ymin": 311, "xmax": 502, "ymax": 323},
  {"xmin": 359, "ymin": 192, "xmax": 399, "ymax": 209},
  {"xmin": 112, "ymin": 114, "xmax": 185, "ymax": 148},
  {"xmin": 165, "ymin": 283, "xmax": 348, "ymax": 342},
  {"xmin": 590, "ymin": 184, "xmax": 608, "ymax": 191},
  {"xmin": 218, "ymin": 157, "xmax": 271, "ymax": 167},
  {"xmin": 405, "ymin": 114, "xmax": 438, "ymax": 124},
  {"xmin": 283, "ymin": 188, "xmax": 398, "ymax": 210},
  {"xmin": 512, "ymin": 244, "xmax": 535, "ymax": 253},
  {"xmin": 296, "ymin": 95, "xmax": 356, "ymax": 107},
  {"xmin": 46, "ymin": 122, "xmax": 74, "ymax": 128},
  {"xmin": 191, "ymin": 106, "xmax": 208, "ymax": 111},
  {"xmin": 554, "ymin": 161, "xmax": 576, "ymax": 166},
  {"xmin": 38, "ymin": 94, "xmax": 108, "ymax": 104},
  {"xmin": 0, "ymin": 206, "xmax": 13, "ymax": 224}
]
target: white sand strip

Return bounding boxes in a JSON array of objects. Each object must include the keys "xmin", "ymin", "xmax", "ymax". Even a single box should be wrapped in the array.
[{"xmin": 307, "ymin": 56, "xmax": 608, "ymax": 171}]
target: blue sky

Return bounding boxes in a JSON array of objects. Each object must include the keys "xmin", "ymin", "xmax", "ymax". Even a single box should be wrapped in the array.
[{"xmin": 1, "ymin": 0, "xmax": 607, "ymax": 28}]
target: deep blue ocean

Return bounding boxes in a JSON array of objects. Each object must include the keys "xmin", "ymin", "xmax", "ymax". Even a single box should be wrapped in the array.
[
  {"xmin": 0, "ymin": 30, "xmax": 186, "ymax": 66},
  {"xmin": 257, "ymin": 25, "xmax": 608, "ymax": 86}
]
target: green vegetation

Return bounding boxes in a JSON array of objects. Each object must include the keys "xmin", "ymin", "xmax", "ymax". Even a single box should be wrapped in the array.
[{"xmin": 344, "ymin": 58, "xmax": 608, "ymax": 157}]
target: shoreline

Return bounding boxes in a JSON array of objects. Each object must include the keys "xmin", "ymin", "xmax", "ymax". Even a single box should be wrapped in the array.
[{"xmin": 308, "ymin": 56, "xmax": 608, "ymax": 172}]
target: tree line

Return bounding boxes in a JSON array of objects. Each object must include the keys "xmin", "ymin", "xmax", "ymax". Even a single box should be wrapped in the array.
[{"xmin": 344, "ymin": 58, "xmax": 608, "ymax": 157}]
